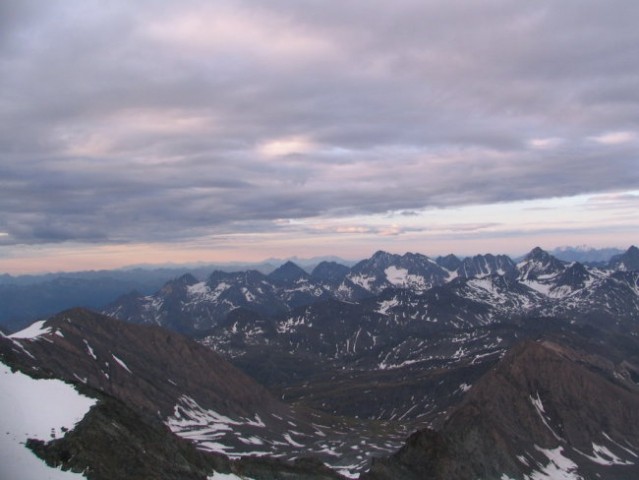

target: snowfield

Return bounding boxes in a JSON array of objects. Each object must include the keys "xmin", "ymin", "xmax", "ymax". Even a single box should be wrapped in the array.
[
  {"xmin": 0, "ymin": 360, "xmax": 97, "ymax": 480},
  {"xmin": 9, "ymin": 320, "xmax": 51, "ymax": 340}
]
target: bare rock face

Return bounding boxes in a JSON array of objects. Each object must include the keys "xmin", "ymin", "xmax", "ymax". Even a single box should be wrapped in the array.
[
  {"xmin": 0, "ymin": 308, "xmax": 283, "ymax": 421},
  {"xmin": 609, "ymin": 245, "xmax": 639, "ymax": 272},
  {"xmin": 0, "ymin": 308, "xmax": 348, "ymax": 480},
  {"xmin": 364, "ymin": 340, "xmax": 639, "ymax": 480}
]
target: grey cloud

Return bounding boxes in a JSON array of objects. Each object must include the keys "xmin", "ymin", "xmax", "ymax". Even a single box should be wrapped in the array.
[{"xmin": 1, "ymin": 0, "xmax": 638, "ymax": 246}]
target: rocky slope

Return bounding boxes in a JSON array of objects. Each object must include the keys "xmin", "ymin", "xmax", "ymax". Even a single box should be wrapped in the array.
[
  {"xmin": 99, "ymin": 246, "xmax": 639, "ymax": 436},
  {"xmin": 0, "ymin": 309, "xmax": 414, "ymax": 477},
  {"xmin": 363, "ymin": 338, "xmax": 639, "ymax": 480}
]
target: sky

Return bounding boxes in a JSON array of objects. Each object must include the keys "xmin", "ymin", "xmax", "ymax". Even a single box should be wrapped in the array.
[{"xmin": 1, "ymin": 0, "xmax": 638, "ymax": 274}]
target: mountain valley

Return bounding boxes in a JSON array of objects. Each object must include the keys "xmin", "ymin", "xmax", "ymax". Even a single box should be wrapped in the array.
[{"xmin": 2, "ymin": 246, "xmax": 639, "ymax": 479}]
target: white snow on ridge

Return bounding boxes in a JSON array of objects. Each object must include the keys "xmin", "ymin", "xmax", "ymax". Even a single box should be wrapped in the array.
[
  {"xmin": 283, "ymin": 432, "xmax": 305, "ymax": 447},
  {"xmin": 577, "ymin": 442, "xmax": 634, "ymax": 466},
  {"xmin": 470, "ymin": 277, "xmax": 498, "ymax": 294},
  {"xmin": 348, "ymin": 274, "xmax": 376, "ymax": 291},
  {"xmin": 527, "ymin": 446, "xmax": 583, "ymax": 480},
  {"xmin": 376, "ymin": 297, "xmax": 400, "ymax": 315},
  {"xmin": 522, "ymin": 280, "xmax": 553, "ymax": 296},
  {"xmin": 187, "ymin": 282, "xmax": 232, "ymax": 304},
  {"xmin": 188, "ymin": 281, "xmax": 209, "ymax": 296},
  {"xmin": 209, "ymin": 473, "xmax": 255, "ymax": 480},
  {"xmin": 0, "ymin": 360, "xmax": 96, "ymax": 480},
  {"xmin": 384, "ymin": 267, "xmax": 427, "ymax": 289},
  {"xmin": 84, "ymin": 340, "xmax": 97, "ymax": 360},
  {"xmin": 242, "ymin": 287, "xmax": 255, "ymax": 302},
  {"xmin": 167, "ymin": 395, "xmax": 269, "ymax": 455},
  {"xmin": 9, "ymin": 320, "xmax": 51, "ymax": 340},
  {"xmin": 530, "ymin": 393, "xmax": 562, "ymax": 442},
  {"xmin": 385, "ymin": 266, "xmax": 409, "ymax": 285},
  {"xmin": 111, "ymin": 354, "xmax": 132, "ymax": 374}
]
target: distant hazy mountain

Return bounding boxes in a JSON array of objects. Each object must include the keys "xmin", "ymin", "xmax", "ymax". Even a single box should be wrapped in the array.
[
  {"xmin": 550, "ymin": 245, "xmax": 624, "ymax": 264},
  {"xmin": 609, "ymin": 245, "xmax": 639, "ymax": 271},
  {"xmin": 0, "ymin": 257, "xmax": 354, "ymax": 333}
]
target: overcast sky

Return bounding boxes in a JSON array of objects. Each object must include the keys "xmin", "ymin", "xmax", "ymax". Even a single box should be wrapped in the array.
[{"xmin": 1, "ymin": 0, "xmax": 638, "ymax": 273}]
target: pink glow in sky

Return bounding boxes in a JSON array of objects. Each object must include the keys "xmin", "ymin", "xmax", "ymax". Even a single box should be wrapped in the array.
[{"xmin": 1, "ymin": 1, "xmax": 638, "ymax": 274}]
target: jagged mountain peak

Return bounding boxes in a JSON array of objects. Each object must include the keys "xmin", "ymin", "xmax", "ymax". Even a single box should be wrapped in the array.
[
  {"xmin": 458, "ymin": 253, "xmax": 517, "ymax": 279},
  {"xmin": 178, "ymin": 272, "xmax": 199, "ymax": 284},
  {"xmin": 357, "ymin": 250, "xmax": 401, "ymax": 269},
  {"xmin": 554, "ymin": 261, "xmax": 591, "ymax": 289},
  {"xmin": 156, "ymin": 273, "xmax": 199, "ymax": 298},
  {"xmin": 525, "ymin": 246, "xmax": 552, "ymax": 260},
  {"xmin": 436, "ymin": 254, "xmax": 462, "ymax": 271},
  {"xmin": 519, "ymin": 247, "xmax": 565, "ymax": 281},
  {"xmin": 347, "ymin": 251, "xmax": 447, "ymax": 294},
  {"xmin": 311, "ymin": 261, "xmax": 349, "ymax": 284},
  {"xmin": 268, "ymin": 260, "xmax": 310, "ymax": 284},
  {"xmin": 371, "ymin": 249, "xmax": 394, "ymax": 260},
  {"xmin": 403, "ymin": 251, "xmax": 432, "ymax": 262},
  {"xmin": 610, "ymin": 245, "xmax": 639, "ymax": 271}
]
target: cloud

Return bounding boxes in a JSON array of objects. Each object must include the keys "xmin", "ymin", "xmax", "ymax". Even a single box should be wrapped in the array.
[
  {"xmin": 1, "ymin": 0, "xmax": 638, "ymax": 250},
  {"xmin": 589, "ymin": 131, "xmax": 636, "ymax": 145},
  {"xmin": 258, "ymin": 136, "xmax": 317, "ymax": 157},
  {"xmin": 528, "ymin": 138, "xmax": 564, "ymax": 150}
]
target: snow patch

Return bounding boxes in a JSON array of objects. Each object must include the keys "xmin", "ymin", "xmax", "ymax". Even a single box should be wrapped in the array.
[
  {"xmin": 376, "ymin": 297, "xmax": 400, "ymax": 315},
  {"xmin": 167, "ymin": 395, "xmax": 269, "ymax": 456},
  {"xmin": 0, "ymin": 360, "xmax": 96, "ymax": 480},
  {"xmin": 530, "ymin": 393, "xmax": 562, "ymax": 442},
  {"xmin": 83, "ymin": 340, "xmax": 97, "ymax": 360},
  {"xmin": 522, "ymin": 280, "xmax": 553, "ymax": 296},
  {"xmin": 9, "ymin": 320, "xmax": 51, "ymax": 340},
  {"xmin": 348, "ymin": 274, "xmax": 376, "ymax": 291},
  {"xmin": 337, "ymin": 468, "xmax": 360, "ymax": 479},
  {"xmin": 577, "ymin": 442, "xmax": 634, "ymax": 466},
  {"xmin": 283, "ymin": 433, "xmax": 305, "ymax": 447},
  {"xmin": 111, "ymin": 354, "xmax": 132, "ymax": 374},
  {"xmin": 188, "ymin": 281, "xmax": 209, "ymax": 296},
  {"xmin": 209, "ymin": 473, "xmax": 254, "ymax": 480},
  {"xmin": 242, "ymin": 288, "xmax": 255, "ymax": 302},
  {"xmin": 527, "ymin": 446, "xmax": 583, "ymax": 480},
  {"xmin": 385, "ymin": 266, "xmax": 409, "ymax": 285}
]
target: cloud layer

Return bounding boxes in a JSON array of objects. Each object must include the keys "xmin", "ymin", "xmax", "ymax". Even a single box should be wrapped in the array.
[{"xmin": 1, "ymin": 0, "xmax": 638, "ymax": 250}]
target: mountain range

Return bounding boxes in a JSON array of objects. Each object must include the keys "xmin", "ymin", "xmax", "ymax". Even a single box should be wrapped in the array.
[
  {"xmin": 1, "ymin": 245, "xmax": 639, "ymax": 479},
  {"xmin": 104, "ymin": 246, "xmax": 639, "ymax": 337}
]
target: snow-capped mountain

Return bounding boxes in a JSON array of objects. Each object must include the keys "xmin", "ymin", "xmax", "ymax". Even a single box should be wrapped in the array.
[
  {"xmin": 103, "ymin": 246, "xmax": 639, "ymax": 347},
  {"xmin": 4, "ymin": 244, "xmax": 639, "ymax": 479},
  {"xmin": 449, "ymin": 253, "xmax": 518, "ymax": 280},
  {"xmin": 344, "ymin": 251, "xmax": 450, "ymax": 295},
  {"xmin": 517, "ymin": 246, "xmax": 567, "ymax": 282}
]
